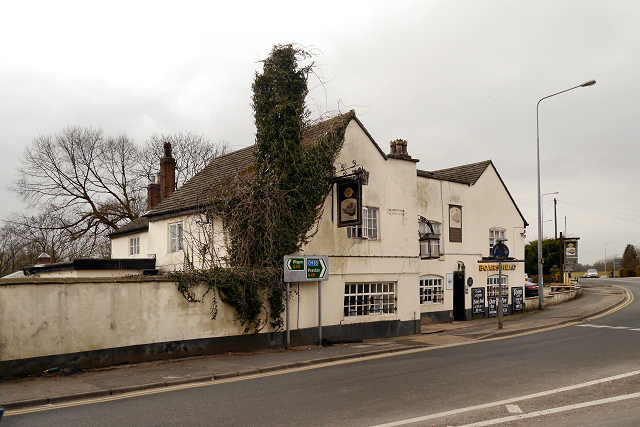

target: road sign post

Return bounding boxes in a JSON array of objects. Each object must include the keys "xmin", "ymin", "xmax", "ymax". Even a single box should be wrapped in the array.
[
  {"xmin": 492, "ymin": 242, "xmax": 509, "ymax": 330},
  {"xmin": 283, "ymin": 255, "xmax": 329, "ymax": 348}
]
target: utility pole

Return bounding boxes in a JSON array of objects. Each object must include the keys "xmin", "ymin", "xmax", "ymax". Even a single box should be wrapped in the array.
[{"xmin": 554, "ymin": 198, "xmax": 558, "ymax": 240}]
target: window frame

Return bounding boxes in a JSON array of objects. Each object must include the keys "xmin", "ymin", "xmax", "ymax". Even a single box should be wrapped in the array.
[
  {"xmin": 169, "ymin": 222, "xmax": 184, "ymax": 253},
  {"xmin": 129, "ymin": 235, "xmax": 140, "ymax": 256},
  {"xmin": 489, "ymin": 227, "xmax": 506, "ymax": 251},
  {"xmin": 420, "ymin": 275, "xmax": 444, "ymax": 304},
  {"xmin": 343, "ymin": 282, "xmax": 396, "ymax": 317},
  {"xmin": 487, "ymin": 275, "xmax": 508, "ymax": 298},
  {"xmin": 347, "ymin": 206, "xmax": 379, "ymax": 240}
]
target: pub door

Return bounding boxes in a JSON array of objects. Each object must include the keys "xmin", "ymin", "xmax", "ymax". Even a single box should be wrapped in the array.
[{"xmin": 453, "ymin": 271, "xmax": 465, "ymax": 321}]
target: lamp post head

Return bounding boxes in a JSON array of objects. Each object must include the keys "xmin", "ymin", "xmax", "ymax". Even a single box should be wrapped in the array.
[{"xmin": 580, "ymin": 79, "xmax": 596, "ymax": 87}]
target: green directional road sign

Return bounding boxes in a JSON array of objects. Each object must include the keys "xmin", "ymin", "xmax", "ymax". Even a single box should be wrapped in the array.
[
  {"xmin": 286, "ymin": 257, "xmax": 305, "ymax": 271},
  {"xmin": 283, "ymin": 255, "xmax": 329, "ymax": 282},
  {"xmin": 306, "ymin": 257, "xmax": 327, "ymax": 280}
]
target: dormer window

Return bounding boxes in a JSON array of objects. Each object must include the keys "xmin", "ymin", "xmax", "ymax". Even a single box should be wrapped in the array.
[{"xmin": 419, "ymin": 217, "xmax": 441, "ymax": 259}]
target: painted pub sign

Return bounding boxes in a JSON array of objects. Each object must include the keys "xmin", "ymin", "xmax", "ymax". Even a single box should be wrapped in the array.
[{"xmin": 337, "ymin": 179, "xmax": 362, "ymax": 228}]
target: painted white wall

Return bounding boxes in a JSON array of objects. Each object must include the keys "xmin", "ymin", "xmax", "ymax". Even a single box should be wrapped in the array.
[
  {"xmin": 111, "ymin": 232, "xmax": 149, "ymax": 259},
  {"xmin": 293, "ymin": 121, "xmax": 421, "ymax": 327},
  {"xmin": 30, "ymin": 269, "xmax": 145, "ymax": 278},
  {"xmin": 416, "ymin": 163, "xmax": 527, "ymax": 315},
  {"xmin": 0, "ymin": 277, "xmax": 245, "ymax": 362},
  {"xmin": 147, "ymin": 214, "xmax": 228, "ymax": 272}
]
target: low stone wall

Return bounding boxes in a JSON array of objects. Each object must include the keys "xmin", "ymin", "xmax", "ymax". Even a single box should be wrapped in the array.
[{"xmin": 524, "ymin": 285, "xmax": 582, "ymax": 311}]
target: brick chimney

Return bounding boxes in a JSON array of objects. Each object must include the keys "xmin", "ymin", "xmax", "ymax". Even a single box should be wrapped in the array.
[
  {"xmin": 388, "ymin": 139, "xmax": 418, "ymax": 162},
  {"xmin": 147, "ymin": 142, "xmax": 176, "ymax": 210},
  {"xmin": 147, "ymin": 175, "xmax": 161, "ymax": 210},
  {"xmin": 159, "ymin": 142, "xmax": 176, "ymax": 200}
]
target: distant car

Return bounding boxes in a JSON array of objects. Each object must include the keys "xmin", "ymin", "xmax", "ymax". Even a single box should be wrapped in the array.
[
  {"xmin": 525, "ymin": 282, "xmax": 538, "ymax": 297},
  {"xmin": 525, "ymin": 274, "xmax": 534, "ymax": 283},
  {"xmin": 600, "ymin": 275, "xmax": 609, "ymax": 279},
  {"xmin": 583, "ymin": 269, "xmax": 599, "ymax": 278}
]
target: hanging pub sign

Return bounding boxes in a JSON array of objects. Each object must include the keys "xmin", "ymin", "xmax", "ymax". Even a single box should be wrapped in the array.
[
  {"xmin": 564, "ymin": 239, "xmax": 579, "ymax": 264},
  {"xmin": 337, "ymin": 179, "xmax": 362, "ymax": 228}
]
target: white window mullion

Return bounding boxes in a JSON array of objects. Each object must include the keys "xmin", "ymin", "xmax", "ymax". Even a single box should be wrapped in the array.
[
  {"xmin": 420, "ymin": 276, "xmax": 444, "ymax": 304},
  {"xmin": 348, "ymin": 206, "xmax": 379, "ymax": 240},
  {"xmin": 344, "ymin": 282, "xmax": 396, "ymax": 316}
]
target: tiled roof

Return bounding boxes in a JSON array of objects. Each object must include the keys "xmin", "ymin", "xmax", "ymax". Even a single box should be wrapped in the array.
[
  {"xmin": 417, "ymin": 160, "xmax": 492, "ymax": 185},
  {"xmin": 146, "ymin": 145, "xmax": 256, "ymax": 218},
  {"xmin": 108, "ymin": 216, "xmax": 149, "ymax": 238},
  {"xmin": 145, "ymin": 111, "xmax": 356, "ymax": 219},
  {"xmin": 417, "ymin": 160, "xmax": 528, "ymax": 226}
]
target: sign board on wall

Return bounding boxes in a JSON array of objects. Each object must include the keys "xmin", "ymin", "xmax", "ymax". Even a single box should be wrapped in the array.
[
  {"xmin": 449, "ymin": 205, "xmax": 462, "ymax": 243},
  {"xmin": 283, "ymin": 255, "xmax": 329, "ymax": 282}
]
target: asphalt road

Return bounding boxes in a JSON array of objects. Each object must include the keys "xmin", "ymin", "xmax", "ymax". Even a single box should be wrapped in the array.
[{"xmin": 5, "ymin": 278, "xmax": 640, "ymax": 427}]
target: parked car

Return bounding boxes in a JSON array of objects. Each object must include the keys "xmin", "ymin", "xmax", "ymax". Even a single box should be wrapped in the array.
[
  {"xmin": 525, "ymin": 282, "xmax": 538, "ymax": 297},
  {"xmin": 583, "ymin": 269, "xmax": 598, "ymax": 278},
  {"xmin": 525, "ymin": 273, "xmax": 534, "ymax": 283}
]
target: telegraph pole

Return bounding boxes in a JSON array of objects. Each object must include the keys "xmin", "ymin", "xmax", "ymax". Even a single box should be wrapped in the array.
[{"xmin": 554, "ymin": 198, "xmax": 558, "ymax": 240}]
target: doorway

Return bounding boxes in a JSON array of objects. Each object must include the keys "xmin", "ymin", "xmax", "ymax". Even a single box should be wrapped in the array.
[{"xmin": 453, "ymin": 271, "xmax": 465, "ymax": 321}]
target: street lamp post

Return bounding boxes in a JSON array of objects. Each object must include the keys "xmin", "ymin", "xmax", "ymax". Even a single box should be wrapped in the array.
[
  {"xmin": 537, "ymin": 80, "xmax": 595, "ymax": 310},
  {"xmin": 605, "ymin": 242, "xmax": 613, "ymax": 278}
]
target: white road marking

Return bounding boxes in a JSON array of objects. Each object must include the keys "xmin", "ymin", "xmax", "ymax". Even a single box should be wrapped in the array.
[
  {"xmin": 8, "ymin": 285, "xmax": 634, "ymax": 418},
  {"xmin": 454, "ymin": 392, "xmax": 640, "ymax": 427},
  {"xmin": 505, "ymin": 405, "xmax": 522, "ymax": 413},
  {"xmin": 575, "ymin": 324, "xmax": 630, "ymax": 329},
  {"xmin": 367, "ymin": 369, "xmax": 640, "ymax": 427}
]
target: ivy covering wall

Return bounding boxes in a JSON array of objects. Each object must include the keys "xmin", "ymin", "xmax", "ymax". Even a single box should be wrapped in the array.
[{"xmin": 173, "ymin": 45, "xmax": 353, "ymax": 332}]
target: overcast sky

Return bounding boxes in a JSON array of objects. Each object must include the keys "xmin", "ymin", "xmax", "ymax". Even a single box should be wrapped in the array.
[{"xmin": 2, "ymin": 0, "xmax": 639, "ymax": 264}]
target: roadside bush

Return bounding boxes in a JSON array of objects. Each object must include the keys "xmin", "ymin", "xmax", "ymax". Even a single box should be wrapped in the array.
[{"xmin": 620, "ymin": 268, "xmax": 636, "ymax": 278}]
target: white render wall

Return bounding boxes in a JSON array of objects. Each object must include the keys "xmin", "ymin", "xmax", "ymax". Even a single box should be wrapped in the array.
[
  {"xmin": 111, "ymin": 231, "xmax": 149, "ymax": 259},
  {"xmin": 416, "ymin": 163, "xmax": 527, "ymax": 316},
  {"xmin": 296, "ymin": 121, "xmax": 421, "ymax": 326},
  {"xmin": 0, "ymin": 277, "xmax": 245, "ymax": 362}
]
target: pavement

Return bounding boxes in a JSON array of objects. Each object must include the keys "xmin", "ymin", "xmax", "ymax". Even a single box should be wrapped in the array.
[{"xmin": 0, "ymin": 283, "xmax": 627, "ymax": 412}]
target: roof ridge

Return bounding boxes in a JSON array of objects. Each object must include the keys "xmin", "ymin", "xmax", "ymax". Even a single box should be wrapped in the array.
[
  {"xmin": 143, "ymin": 112, "xmax": 356, "ymax": 219},
  {"xmin": 421, "ymin": 159, "xmax": 492, "ymax": 174}
]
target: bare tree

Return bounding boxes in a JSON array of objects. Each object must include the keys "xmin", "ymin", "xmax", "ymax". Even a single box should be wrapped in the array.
[
  {"xmin": 0, "ymin": 223, "xmax": 30, "ymax": 276},
  {"xmin": 1, "ymin": 208, "xmax": 111, "ymax": 268},
  {"xmin": 141, "ymin": 133, "xmax": 230, "ymax": 188},
  {"xmin": 10, "ymin": 127, "xmax": 231, "ymax": 263},
  {"xmin": 13, "ymin": 127, "xmax": 146, "ymax": 239}
]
